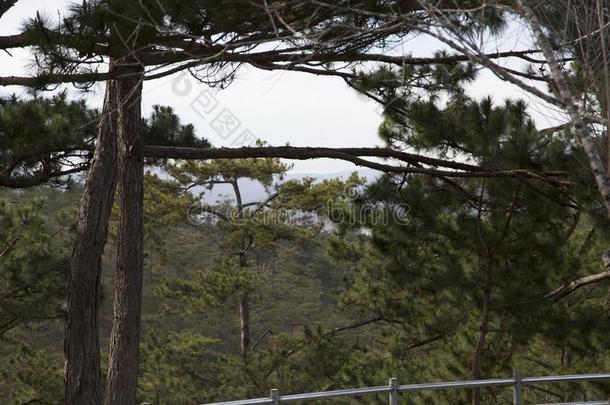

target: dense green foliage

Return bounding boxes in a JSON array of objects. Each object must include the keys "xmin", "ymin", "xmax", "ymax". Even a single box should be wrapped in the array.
[
  {"xmin": 3, "ymin": 2, "xmax": 610, "ymax": 397},
  {"xmin": 326, "ymin": 94, "xmax": 610, "ymax": 404},
  {"xmin": 0, "ymin": 188, "xmax": 77, "ymax": 404},
  {"xmin": 3, "ymin": 95, "xmax": 610, "ymax": 403},
  {"xmin": 1, "ymin": 91, "xmax": 610, "ymax": 404},
  {"xmin": 0, "ymin": 93, "xmax": 209, "ymax": 189}
]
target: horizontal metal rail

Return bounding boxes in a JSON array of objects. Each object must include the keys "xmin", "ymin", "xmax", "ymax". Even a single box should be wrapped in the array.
[
  {"xmin": 397, "ymin": 377, "xmax": 515, "ymax": 392},
  {"xmin": 199, "ymin": 372, "xmax": 610, "ymax": 405},
  {"xmin": 524, "ymin": 375, "xmax": 610, "ymax": 385},
  {"xmin": 535, "ymin": 402, "xmax": 610, "ymax": 405}
]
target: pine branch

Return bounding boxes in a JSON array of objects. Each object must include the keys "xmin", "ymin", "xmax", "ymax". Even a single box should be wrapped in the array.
[
  {"xmin": 143, "ymin": 145, "xmax": 568, "ymax": 182},
  {"xmin": 0, "ymin": 165, "xmax": 86, "ymax": 188},
  {"xmin": 0, "ymin": 47, "xmax": 546, "ymax": 87},
  {"xmin": 0, "ymin": 0, "xmax": 17, "ymax": 19},
  {"xmin": 331, "ymin": 316, "xmax": 383, "ymax": 333},
  {"xmin": 0, "ymin": 72, "xmax": 111, "ymax": 87},
  {"xmin": 136, "ymin": 45, "xmax": 549, "ymax": 72},
  {"xmin": 250, "ymin": 329, "xmax": 274, "ymax": 351},
  {"xmin": 0, "ymin": 145, "xmax": 569, "ymax": 188}
]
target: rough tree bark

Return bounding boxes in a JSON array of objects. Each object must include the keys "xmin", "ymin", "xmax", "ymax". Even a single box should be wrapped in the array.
[
  {"xmin": 64, "ymin": 78, "xmax": 118, "ymax": 405},
  {"xmin": 104, "ymin": 59, "xmax": 145, "ymax": 405}
]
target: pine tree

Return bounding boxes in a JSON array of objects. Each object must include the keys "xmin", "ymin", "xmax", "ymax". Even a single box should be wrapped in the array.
[
  {"xmin": 0, "ymin": 2, "xmax": 582, "ymax": 402},
  {"xmin": 0, "ymin": 93, "xmax": 97, "ymax": 188},
  {"xmin": 158, "ymin": 154, "xmax": 364, "ymax": 355},
  {"xmin": 329, "ymin": 96, "xmax": 610, "ymax": 403},
  {"xmin": 0, "ymin": 196, "xmax": 69, "ymax": 337},
  {"xmin": 0, "ymin": 95, "xmax": 210, "ymax": 403}
]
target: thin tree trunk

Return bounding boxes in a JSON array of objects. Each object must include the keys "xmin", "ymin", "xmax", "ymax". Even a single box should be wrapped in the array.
[
  {"xmin": 472, "ymin": 263, "xmax": 491, "ymax": 405},
  {"xmin": 562, "ymin": 334, "xmax": 574, "ymax": 401},
  {"xmin": 239, "ymin": 291, "xmax": 251, "ymax": 354},
  {"xmin": 238, "ymin": 244, "xmax": 250, "ymax": 354},
  {"xmin": 65, "ymin": 79, "xmax": 118, "ymax": 405},
  {"xmin": 238, "ymin": 248, "xmax": 251, "ymax": 355},
  {"xmin": 234, "ymin": 179, "xmax": 251, "ymax": 355},
  {"xmin": 104, "ymin": 59, "xmax": 144, "ymax": 405}
]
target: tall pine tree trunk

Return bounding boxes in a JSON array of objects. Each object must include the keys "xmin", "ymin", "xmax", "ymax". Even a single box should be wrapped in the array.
[
  {"xmin": 104, "ymin": 60, "xmax": 145, "ymax": 405},
  {"xmin": 65, "ymin": 78, "xmax": 118, "ymax": 405},
  {"xmin": 239, "ymin": 251, "xmax": 251, "ymax": 354},
  {"xmin": 239, "ymin": 291, "xmax": 251, "ymax": 354},
  {"xmin": 234, "ymin": 179, "xmax": 252, "ymax": 356}
]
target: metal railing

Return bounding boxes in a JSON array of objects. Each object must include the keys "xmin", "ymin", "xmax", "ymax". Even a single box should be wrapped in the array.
[{"xmin": 199, "ymin": 372, "xmax": 610, "ymax": 405}]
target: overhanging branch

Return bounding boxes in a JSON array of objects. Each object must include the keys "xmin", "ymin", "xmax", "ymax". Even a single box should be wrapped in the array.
[
  {"xmin": 0, "ymin": 48, "xmax": 548, "ymax": 88},
  {"xmin": 143, "ymin": 145, "xmax": 568, "ymax": 182},
  {"xmin": 0, "ymin": 145, "xmax": 570, "ymax": 189},
  {"xmin": 0, "ymin": 165, "xmax": 87, "ymax": 188}
]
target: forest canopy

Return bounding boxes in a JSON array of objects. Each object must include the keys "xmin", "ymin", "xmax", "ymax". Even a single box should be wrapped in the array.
[{"xmin": 0, "ymin": 1, "xmax": 610, "ymax": 405}]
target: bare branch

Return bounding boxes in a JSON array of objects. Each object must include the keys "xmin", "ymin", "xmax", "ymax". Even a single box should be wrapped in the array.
[
  {"xmin": 332, "ymin": 316, "xmax": 383, "ymax": 333},
  {"xmin": 544, "ymin": 270, "xmax": 610, "ymax": 301}
]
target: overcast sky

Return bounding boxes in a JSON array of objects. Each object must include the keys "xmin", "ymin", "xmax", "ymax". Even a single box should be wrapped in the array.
[{"xmin": 0, "ymin": 1, "xmax": 566, "ymax": 173}]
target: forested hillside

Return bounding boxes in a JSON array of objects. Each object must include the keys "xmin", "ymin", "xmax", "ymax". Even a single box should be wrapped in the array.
[
  {"xmin": 2, "ymin": 1, "xmax": 610, "ymax": 405},
  {"xmin": 2, "ymin": 160, "xmax": 609, "ymax": 404}
]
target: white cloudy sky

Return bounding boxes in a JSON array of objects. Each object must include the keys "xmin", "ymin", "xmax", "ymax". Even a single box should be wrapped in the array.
[{"xmin": 0, "ymin": 1, "xmax": 566, "ymax": 173}]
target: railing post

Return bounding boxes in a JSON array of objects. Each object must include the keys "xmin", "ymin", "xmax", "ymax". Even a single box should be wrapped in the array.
[
  {"xmin": 389, "ymin": 378, "xmax": 398, "ymax": 405},
  {"xmin": 271, "ymin": 388, "xmax": 280, "ymax": 405},
  {"xmin": 512, "ymin": 371, "xmax": 523, "ymax": 405}
]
